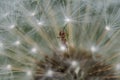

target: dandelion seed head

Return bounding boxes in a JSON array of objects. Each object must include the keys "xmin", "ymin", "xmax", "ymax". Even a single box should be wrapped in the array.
[
  {"xmin": 35, "ymin": 48, "xmax": 116, "ymax": 80},
  {"xmin": 0, "ymin": 0, "xmax": 120, "ymax": 80}
]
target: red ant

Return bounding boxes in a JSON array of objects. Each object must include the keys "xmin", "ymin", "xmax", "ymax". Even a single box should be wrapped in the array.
[{"xmin": 57, "ymin": 27, "xmax": 68, "ymax": 45}]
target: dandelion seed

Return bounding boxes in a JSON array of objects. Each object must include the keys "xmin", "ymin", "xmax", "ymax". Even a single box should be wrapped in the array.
[
  {"xmin": 0, "ymin": 42, "xmax": 3, "ymax": 48},
  {"xmin": 30, "ymin": 12, "xmax": 36, "ymax": 16},
  {"xmin": 9, "ymin": 24, "xmax": 15, "ymax": 29},
  {"xmin": 31, "ymin": 47, "xmax": 37, "ymax": 53},
  {"xmin": 64, "ymin": 17, "xmax": 72, "ymax": 23},
  {"xmin": 70, "ymin": 60, "xmax": 78, "ymax": 68},
  {"xmin": 115, "ymin": 64, "xmax": 120, "ymax": 70},
  {"xmin": 37, "ymin": 21, "xmax": 43, "ymax": 26},
  {"xmin": 45, "ymin": 70, "xmax": 54, "ymax": 77},
  {"xmin": 3, "ymin": 12, "xmax": 9, "ymax": 17},
  {"xmin": 26, "ymin": 70, "xmax": 32, "ymax": 76},
  {"xmin": 75, "ymin": 67, "xmax": 80, "ymax": 74},
  {"xmin": 105, "ymin": 25, "xmax": 111, "ymax": 31},
  {"xmin": 6, "ymin": 64, "xmax": 12, "ymax": 70},
  {"xmin": 91, "ymin": 46, "xmax": 97, "ymax": 52},
  {"xmin": 14, "ymin": 40, "xmax": 20, "ymax": 46},
  {"xmin": 59, "ymin": 45, "xmax": 67, "ymax": 51}
]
